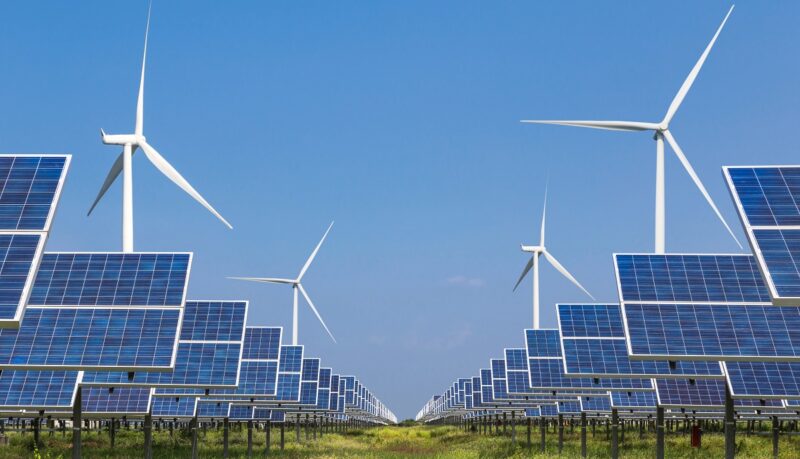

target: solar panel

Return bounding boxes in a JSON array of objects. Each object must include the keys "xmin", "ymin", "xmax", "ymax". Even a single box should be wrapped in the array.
[
  {"xmin": 724, "ymin": 361, "xmax": 800, "ymax": 399},
  {"xmin": 0, "ymin": 155, "xmax": 69, "ymax": 232},
  {"xmin": 654, "ymin": 379, "xmax": 785, "ymax": 410},
  {"xmin": 0, "ymin": 234, "xmax": 46, "ymax": 324},
  {"xmin": 580, "ymin": 395, "xmax": 611, "ymax": 412},
  {"xmin": 82, "ymin": 387, "xmax": 152, "ymax": 417},
  {"xmin": 525, "ymin": 329, "xmax": 653, "ymax": 391},
  {"xmin": 558, "ymin": 304, "xmax": 724, "ymax": 378},
  {"xmin": 253, "ymin": 408, "xmax": 285, "ymax": 422},
  {"xmin": 0, "ymin": 251, "xmax": 190, "ymax": 370},
  {"xmin": 174, "ymin": 327, "xmax": 285, "ymax": 400},
  {"xmin": 0, "ymin": 307, "xmax": 182, "ymax": 370},
  {"xmin": 539, "ymin": 405, "xmax": 558, "ymax": 416},
  {"xmin": 82, "ymin": 301, "xmax": 247, "ymax": 388},
  {"xmin": 624, "ymin": 303, "xmax": 800, "ymax": 361},
  {"xmin": 610, "ymin": 391, "xmax": 657, "ymax": 409},
  {"xmin": 0, "ymin": 370, "xmax": 79, "ymax": 410},
  {"xmin": 299, "ymin": 358, "xmax": 320, "ymax": 406},
  {"xmin": 152, "ymin": 396, "xmax": 197, "ymax": 418},
  {"xmin": 228, "ymin": 404, "xmax": 253, "ymax": 420},
  {"xmin": 524, "ymin": 408, "xmax": 541, "ymax": 417},
  {"xmin": 557, "ymin": 401, "xmax": 581, "ymax": 414},
  {"xmin": 725, "ymin": 166, "xmax": 800, "ymax": 304},
  {"xmin": 196, "ymin": 401, "xmax": 229, "ymax": 418}
]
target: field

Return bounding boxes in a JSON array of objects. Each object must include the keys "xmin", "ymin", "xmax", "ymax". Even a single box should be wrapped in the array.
[{"xmin": 1, "ymin": 422, "xmax": 799, "ymax": 458}]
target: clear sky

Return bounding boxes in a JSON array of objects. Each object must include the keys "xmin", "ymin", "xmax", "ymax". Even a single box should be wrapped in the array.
[{"xmin": 1, "ymin": 1, "xmax": 798, "ymax": 420}]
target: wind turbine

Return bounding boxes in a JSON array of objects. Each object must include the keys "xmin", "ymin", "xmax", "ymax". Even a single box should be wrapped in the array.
[
  {"xmin": 229, "ymin": 222, "xmax": 336, "ymax": 345},
  {"xmin": 89, "ymin": 3, "xmax": 232, "ymax": 252},
  {"xmin": 513, "ymin": 189, "xmax": 594, "ymax": 329},
  {"xmin": 522, "ymin": 5, "xmax": 740, "ymax": 254}
]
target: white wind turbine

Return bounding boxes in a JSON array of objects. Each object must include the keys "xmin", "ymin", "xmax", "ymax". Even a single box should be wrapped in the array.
[
  {"xmin": 229, "ymin": 222, "xmax": 336, "ymax": 345},
  {"xmin": 513, "ymin": 189, "xmax": 594, "ymax": 329},
  {"xmin": 89, "ymin": 3, "xmax": 232, "ymax": 252},
  {"xmin": 522, "ymin": 5, "xmax": 740, "ymax": 254}
]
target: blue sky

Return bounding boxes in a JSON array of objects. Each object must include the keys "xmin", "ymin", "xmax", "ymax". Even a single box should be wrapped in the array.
[{"xmin": 1, "ymin": 1, "xmax": 799, "ymax": 420}]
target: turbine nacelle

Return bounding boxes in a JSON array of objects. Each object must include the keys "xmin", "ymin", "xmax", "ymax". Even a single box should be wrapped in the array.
[
  {"xmin": 521, "ymin": 244, "xmax": 543, "ymax": 254},
  {"xmin": 100, "ymin": 130, "xmax": 144, "ymax": 146}
]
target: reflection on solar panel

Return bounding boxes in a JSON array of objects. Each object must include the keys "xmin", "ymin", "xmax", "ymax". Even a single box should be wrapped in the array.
[
  {"xmin": 30, "ymin": 253, "xmax": 191, "ymax": 307},
  {"xmin": 82, "ymin": 301, "xmax": 247, "ymax": 388},
  {"xmin": 558, "ymin": 304, "xmax": 724, "ymax": 378},
  {"xmin": 525, "ymin": 329, "xmax": 653, "ymax": 391},
  {"xmin": 724, "ymin": 361, "xmax": 800, "ymax": 399},
  {"xmin": 725, "ymin": 166, "xmax": 800, "ymax": 304},
  {"xmin": 610, "ymin": 391, "xmax": 657, "ymax": 409},
  {"xmin": 0, "ymin": 370, "xmax": 79, "ymax": 409},
  {"xmin": 0, "ymin": 234, "xmax": 46, "ymax": 323},
  {"xmin": 82, "ymin": 387, "xmax": 152, "ymax": 416},
  {"xmin": 152, "ymin": 397, "xmax": 197, "ymax": 418},
  {"xmin": 624, "ymin": 304, "xmax": 800, "ymax": 361},
  {"xmin": 0, "ymin": 156, "xmax": 69, "ymax": 231}
]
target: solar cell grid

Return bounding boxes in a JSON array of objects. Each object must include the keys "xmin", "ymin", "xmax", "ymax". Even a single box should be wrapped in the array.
[
  {"xmin": 505, "ymin": 349, "xmax": 528, "ymax": 371},
  {"xmin": 611, "ymin": 391, "xmax": 657, "ymax": 408},
  {"xmin": 242, "ymin": 327, "xmax": 281, "ymax": 360},
  {"xmin": 558, "ymin": 304, "xmax": 624, "ymax": 338},
  {"xmin": 0, "ymin": 233, "xmax": 45, "ymax": 322},
  {"xmin": 152, "ymin": 397, "xmax": 197, "ymax": 418},
  {"xmin": 724, "ymin": 361, "xmax": 800, "ymax": 399},
  {"xmin": 624, "ymin": 303, "xmax": 800, "ymax": 361},
  {"xmin": 0, "ymin": 155, "xmax": 69, "ymax": 231},
  {"xmin": 180, "ymin": 301, "xmax": 246, "ymax": 341},
  {"xmin": 197, "ymin": 401, "xmax": 229, "ymax": 418},
  {"xmin": 30, "ymin": 253, "xmax": 191, "ymax": 307},
  {"xmin": 82, "ymin": 387, "xmax": 152, "ymax": 415},
  {"xmin": 0, "ymin": 370, "xmax": 78, "ymax": 409},
  {"xmin": 581, "ymin": 395, "xmax": 611, "ymax": 412},
  {"xmin": 615, "ymin": 254, "xmax": 770, "ymax": 304},
  {"xmin": 526, "ymin": 329, "xmax": 561, "ymax": 358},
  {"xmin": 0, "ymin": 307, "xmax": 181, "ymax": 370}
]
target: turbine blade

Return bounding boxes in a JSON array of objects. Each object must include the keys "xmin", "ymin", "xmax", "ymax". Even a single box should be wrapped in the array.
[
  {"xmin": 87, "ymin": 150, "xmax": 125, "ymax": 216},
  {"xmin": 513, "ymin": 257, "xmax": 534, "ymax": 292},
  {"xmin": 542, "ymin": 250, "xmax": 595, "ymax": 300},
  {"xmin": 520, "ymin": 120, "xmax": 658, "ymax": 132},
  {"xmin": 136, "ymin": 1, "xmax": 152, "ymax": 136},
  {"xmin": 540, "ymin": 184, "xmax": 548, "ymax": 246},
  {"xmin": 227, "ymin": 277, "xmax": 295, "ymax": 284},
  {"xmin": 298, "ymin": 283, "xmax": 336, "ymax": 344},
  {"xmin": 662, "ymin": 5, "xmax": 734, "ymax": 125},
  {"xmin": 298, "ymin": 221, "xmax": 334, "ymax": 281},
  {"xmin": 138, "ymin": 141, "xmax": 233, "ymax": 229},
  {"xmin": 662, "ymin": 130, "xmax": 743, "ymax": 249}
]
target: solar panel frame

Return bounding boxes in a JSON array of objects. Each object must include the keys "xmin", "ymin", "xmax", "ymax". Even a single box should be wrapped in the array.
[
  {"xmin": 724, "ymin": 166, "xmax": 800, "ymax": 305},
  {"xmin": 81, "ymin": 386, "xmax": 153, "ymax": 418}
]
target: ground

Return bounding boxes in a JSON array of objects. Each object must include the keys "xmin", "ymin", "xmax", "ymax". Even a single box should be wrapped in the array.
[{"xmin": 1, "ymin": 422, "xmax": 799, "ymax": 458}]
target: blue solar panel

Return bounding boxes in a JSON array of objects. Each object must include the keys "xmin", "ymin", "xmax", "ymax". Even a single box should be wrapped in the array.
[
  {"xmin": 624, "ymin": 303, "xmax": 800, "ymax": 361},
  {"xmin": 152, "ymin": 397, "xmax": 197, "ymax": 418},
  {"xmin": 179, "ymin": 301, "xmax": 246, "ymax": 341},
  {"xmin": 526, "ymin": 329, "xmax": 653, "ymax": 391},
  {"xmin": 524, "ymin": 408, "xmax": 542, "ymax": 417},
  {"xmin": 30, "ymin": 253, "xmax": 191, "ymax": 307},
  {"xmin": 0, "ymin": 155, "xmax": 69, "ymax": 231},
  {"xmin": 229, "ymin": 405, "xmax": 253, "ymax": 420},
  {"xmin": 279, "ymin": 346, "xmax": 303, "ymax": 372},
  {"xmin": 559, "ymin": 304, "xmax": 724, "ymax": 378},
  {"xmin": 656, "ymin": 379, "xmax": 725, "ymax": 408},
  {"xmin": 253, "ymin": 408, "xmax": 285, "ymax": 422},
  {"xmin": 302, "ymin": 358, "xmax": 320, "ymax": 382},
  {"xmin": 82, "ymin": 387, "xmax": 152, "ymax": 415},
  {"xmin": 539, "ymin": 405, "xmax": 558, "ymax": 416},
  {"xmin": 82, "ymin": 301, "xmax": 246, "ymax": 388},
  {"xmin": 615, "ymin": 254, "xmax": 770, "ymax": 304},
  {"xmin": 300, "ymin": 382, "xmax": 318, "ymax": 406},
  {"xmin": 0, "ymin": 307, "xmax": 181, "ymax": 369},
  {"xmin": 0, "ymin": 370, "xmax": 78, "ymax": 409},
  {"xmin": 505, "ymin": 349, "xmax": 528, "ymax": 371},
  {"xmin": 316, "ymin": 388, "xmax": 330, "ymax": 411},
  {"xmin": 0, "ymin": 233, "xmax": 45, "ymax": 322},
  {"xmin": 526, "ymin": 329, "xmax": 561, "ymax": 357},
  {"xmin": 581, "ymin": 395, "xmax": 611, "ymax": 412},
  {"xmin": 242, "ymin": 327, "xmax": 281, "ymax": 360},
  {"xmin": 610, "ymin": 391, "xmax": 657, "ymax": 409},
  {"xmin": 724, "ymin": 361, "xmax": 800, "ymax": 399},
  {"xmin": 318, "ymin": 368, "xmax": 331, "ymax": 390},
  {"xmin": 558, "ymin": 401, "xmax": 581, "ymax": 414},
  {"xmin": 299, "ymin": 358, "xmax": 320, "ymax": 405},
  {"xmin": 196, "ymin": 401, "xmax": 229, "ymax": 418},
  {"xmin": 725, "ymin": 166, "xmax": 800, "ymax": 304}
]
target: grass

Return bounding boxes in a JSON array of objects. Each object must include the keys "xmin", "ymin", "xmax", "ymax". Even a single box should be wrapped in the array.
[{"xmin": 1, "ymin": 421, "xmax": 799, "ymax": 458}]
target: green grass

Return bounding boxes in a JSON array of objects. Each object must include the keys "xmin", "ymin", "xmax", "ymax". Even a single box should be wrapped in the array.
[{"xmin": 1, "ymin": 422, "xmax": 799, "ymax": 458}]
